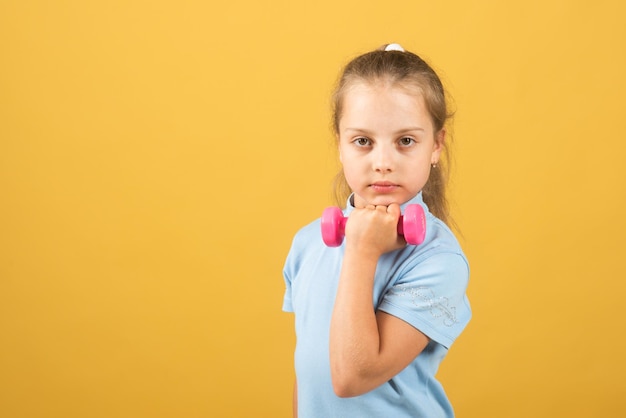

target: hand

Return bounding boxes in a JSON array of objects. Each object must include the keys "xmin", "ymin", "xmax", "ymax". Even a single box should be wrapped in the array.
[{"xmin": 344, "ymin": 203, "xmax": 405, "ymax": 256}]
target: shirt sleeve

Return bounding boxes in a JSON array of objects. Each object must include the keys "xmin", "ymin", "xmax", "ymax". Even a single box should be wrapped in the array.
[
  {"xmin": 282, "ymin": 235, "xmax": 299, "ymax": 313},
  {"xmin": 281, "ymin": 220, "xmax": 322, "ymax": 314},
  {"xmin": 377, "ymin": 251, "xmax": 471, "ymax": 349},
  {"xmin": 282, "ymin": 268, "xmax": 293, "ymax": 313}
]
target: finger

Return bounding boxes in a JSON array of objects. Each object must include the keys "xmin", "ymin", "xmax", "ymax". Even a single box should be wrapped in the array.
[{"xmin": 387, "ymin": 203, "xmax": 401, "ymax": 217}]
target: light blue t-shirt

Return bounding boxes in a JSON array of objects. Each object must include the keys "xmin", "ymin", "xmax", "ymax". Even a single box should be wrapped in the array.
[{"xmin": 282, "ymin": 193, "xmax": 471, "ymax": 418}]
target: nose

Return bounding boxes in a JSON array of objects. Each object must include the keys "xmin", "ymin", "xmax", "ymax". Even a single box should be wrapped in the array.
[{"xmin": 372, "ymin": 144, "xmax": 394, "ymax": 173}]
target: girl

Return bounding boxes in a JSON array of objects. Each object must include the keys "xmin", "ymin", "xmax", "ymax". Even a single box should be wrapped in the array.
[{"xmin": 282, "ymin": 44, "xmax": 471, "ymax": 418}]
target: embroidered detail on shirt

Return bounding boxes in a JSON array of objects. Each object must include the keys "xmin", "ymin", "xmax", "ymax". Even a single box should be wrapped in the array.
[{"xmin": 391, "ymin": 284, "xmax": 458, "ymax": 327}]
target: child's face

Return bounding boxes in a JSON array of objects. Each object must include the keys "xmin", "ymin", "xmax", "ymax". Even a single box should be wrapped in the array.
[{"xmin": 338, "ymin": 81, "xmax": 443, "ymax": 208}]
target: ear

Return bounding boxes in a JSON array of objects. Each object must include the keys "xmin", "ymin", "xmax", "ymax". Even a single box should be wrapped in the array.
[{"xmin": 431, "ymin": 129, "xmax": 445, "ymax": 164}]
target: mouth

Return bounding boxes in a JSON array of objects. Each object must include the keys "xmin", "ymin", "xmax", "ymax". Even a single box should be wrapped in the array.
[{"xmin": 369, "ymin": 181, "xmax": 399, "ymax": 193}]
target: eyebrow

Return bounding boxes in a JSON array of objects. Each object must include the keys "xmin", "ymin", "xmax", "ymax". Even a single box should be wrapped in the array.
[{"xmin": 343, "ymin": 127, "xmax": 426, "ymax": 135}]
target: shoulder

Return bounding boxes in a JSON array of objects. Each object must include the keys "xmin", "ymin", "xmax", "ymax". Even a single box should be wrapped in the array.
[
  {"xmin": 401, "ymin": 194, "xmax": 465, "ymax": 261},
  {"xmin": 380, "ymin": 215, "xmax": 471, "ymax": 347},
  {"xmin": 283, "ymin": 217, "xmax": 324, "ymax": 274},
  {"xmin": 389, "ymin": 212, "xmax": 470, "ymax": 302},
  {"xmin": 289, "ymin": 217, "xmax": 322, "ymax": 250},
  {"xmin": 405, "ymin": 213, "xmax": 468, "ymax": 269}
]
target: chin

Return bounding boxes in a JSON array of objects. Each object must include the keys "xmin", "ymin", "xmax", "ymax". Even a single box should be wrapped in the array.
[
  {"xmin": 354, "ymin": 192, "xmax": 407, "ymax": 207},
  {"xmin": 367, "ymin": 197, "xmax": 401, "ymax": 207}
]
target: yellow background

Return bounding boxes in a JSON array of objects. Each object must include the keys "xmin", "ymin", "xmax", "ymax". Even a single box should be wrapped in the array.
[{"xmin": 1, "ymin": 0, "xmax": 625, "ymax": 417}]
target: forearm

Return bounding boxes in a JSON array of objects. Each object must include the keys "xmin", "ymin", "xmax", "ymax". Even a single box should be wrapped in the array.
[
  {"xmin": 329, "ymin": 247, "xmax": 382, "ymax": 396},
  {"xmin": 328, "ymin": 204, "xmax": 424, "ymax": 397}
]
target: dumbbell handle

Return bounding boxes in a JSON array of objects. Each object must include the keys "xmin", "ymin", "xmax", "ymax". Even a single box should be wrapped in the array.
[{"xmin": 321, "ymin": 204, "xmax": 426, "ymax": 247}]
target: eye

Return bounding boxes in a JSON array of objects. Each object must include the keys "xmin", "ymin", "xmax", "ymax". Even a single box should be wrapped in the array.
[
  {"xmin": 399, "ymin": 137, "xmax": 415, "ymax": 146},
  {"xmin": 353, "ymin": 137, "xmax": 371, "ymax": 146}
]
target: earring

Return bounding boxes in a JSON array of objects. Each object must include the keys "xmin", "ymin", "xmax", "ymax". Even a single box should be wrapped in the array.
[{"xmin": 431, "ymin": 162, "xmax": 438, "ymax": 169}]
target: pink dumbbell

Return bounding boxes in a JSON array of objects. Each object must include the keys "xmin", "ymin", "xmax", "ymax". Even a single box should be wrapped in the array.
[{"xmin": 321, "ymin": 204, "xmax": 426, "ymax": 247}]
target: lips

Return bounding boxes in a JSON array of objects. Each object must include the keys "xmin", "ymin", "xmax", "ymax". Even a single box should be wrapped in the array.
[{"xmin": 370, "ymin": 181, "xmax": 398, "ymax": 193}]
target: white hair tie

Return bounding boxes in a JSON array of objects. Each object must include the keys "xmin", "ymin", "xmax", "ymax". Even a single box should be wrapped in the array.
[{"xmin": 384, "ymin": 43, "xmax": 405, "ymax": 52}]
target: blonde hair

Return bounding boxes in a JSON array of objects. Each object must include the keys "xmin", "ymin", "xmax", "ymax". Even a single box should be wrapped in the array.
[{"xmin": 331, "ymin": 44, "xmax": 455, "ymax": 227}]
